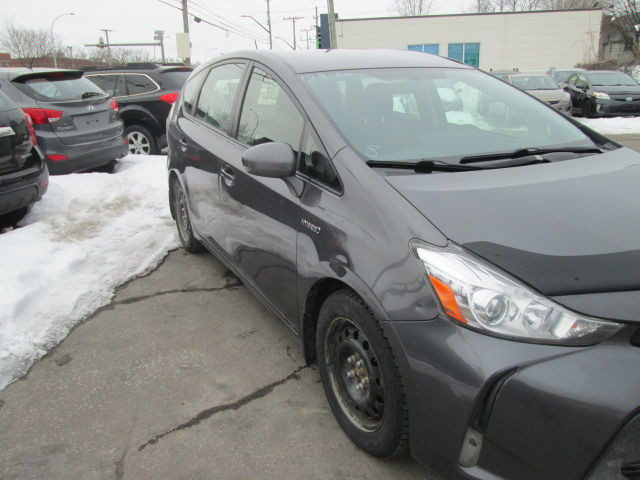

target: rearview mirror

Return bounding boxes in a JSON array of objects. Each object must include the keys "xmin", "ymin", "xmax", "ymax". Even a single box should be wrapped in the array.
[{"xmin": 241, "ymin": 142, "xmax": 296, "ymax": 178}]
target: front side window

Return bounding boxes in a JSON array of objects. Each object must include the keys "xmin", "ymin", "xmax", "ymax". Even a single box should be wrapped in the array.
[
  {"xmin": 238, "ymin": 67, "xmax": 304, "ymax": 149},
  {"xmin": 299, "ymin": 130, "xmax": 340, "ymax": 190},
  {"xmin": 194, "ymin": 63, "xmax": 245, "ymax": 132},
  {"xmin": 575, "ymin": 74, "xmax": 589, "ymax": 89},
  {"xmin": 302, "ymin": 68, "xmax": 595, "ymax": 164},
  {"xmin": 124, "ymin": 74, "xmax": 158, "ymax": 95}
]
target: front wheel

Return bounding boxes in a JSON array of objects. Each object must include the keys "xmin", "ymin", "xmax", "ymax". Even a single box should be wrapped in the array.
[
  {"xmin": 316, "ymin": 289, "xmax": 409, "ymax": 458},
  {"xmin": 171, "ymin": 178, "xmax": 204, "ymax": 253}
]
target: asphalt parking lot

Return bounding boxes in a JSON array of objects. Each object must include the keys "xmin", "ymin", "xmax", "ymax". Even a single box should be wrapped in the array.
[{"xmin": 1, "ymin": 133, "xmax": 638, "ymax": 480}]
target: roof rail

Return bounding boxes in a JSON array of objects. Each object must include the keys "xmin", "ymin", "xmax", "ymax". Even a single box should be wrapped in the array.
[{"xmin": 79, "ymin": 62, "xmax": 189, "ymax": 72}]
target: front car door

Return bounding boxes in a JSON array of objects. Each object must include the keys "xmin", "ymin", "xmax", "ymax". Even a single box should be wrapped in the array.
[
  {"xmin": 217, "ymin": 64, "xmax": 304, "ymax": 325},
  {"xmin": 176, "ymin": 62, "xmax": 247, "ymax": 243}
]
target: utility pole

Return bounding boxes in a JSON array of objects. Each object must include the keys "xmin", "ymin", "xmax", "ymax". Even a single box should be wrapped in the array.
[
  {"xmin": 100, "ymin": 29, "xmax": 112, "ymax": 64},
  {"xmin": 182, "ymin": 0, "xmax": 191, "ymax": 65},
  {"xmin": 283, "ymin": 16, "xmax": 303, "ymax": 50},
  {"xmin": 266, "ymin": 0, "xmax": 273, "ymax": 49},
  {"xmin": 327, "ymin": 0, "xmax": 337, "ymax": 48},
  {"xmin": 154, "ymin": 30, "xmax": 166, "ymax": 62}
]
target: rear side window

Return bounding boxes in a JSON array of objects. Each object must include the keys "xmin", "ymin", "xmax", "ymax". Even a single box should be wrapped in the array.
[
  {"xmin": 195, "ymin": 63, "xmax": 245, "ymax": 132},
  {"xmin": 238, "ymin": 67, "xmax": 303, "ymax": 149},
  {"xmin": 181, "ymin": 69, "xmax": 207, "ymax": 114},
  {"xmin": 0, "ymin": 90, "xmax": 12, "ymax": 111},
  {"xmin": 124, "ymin": 74, "xmax": 158, "ymax": 95},
  {"xmin": 86, "ymin": 74, "xmax": 125, "ymax": 96},
  {"xmin": 14, "ymin": 75, "xmax": 104, "ymax": 102}
]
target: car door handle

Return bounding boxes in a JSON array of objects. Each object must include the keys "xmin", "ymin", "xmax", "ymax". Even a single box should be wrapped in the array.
[{"xmin": 178, "ymin": 137, "xmax": 188, "ymax": 151}]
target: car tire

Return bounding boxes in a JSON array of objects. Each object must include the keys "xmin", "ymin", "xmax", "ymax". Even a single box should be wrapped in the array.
[
  {"xmin": 316, "ymin": 289, "xmax": 409, "ymax": 458},
  {"xmin": 125, "ymin": 125, "xmax": 158, "ymax": 155},
  {"xmin": 171, "ymin": 178, "xmax": 204, "ymax": 253},
  {"xmin": 0, "ymin": 206, "xmax": 28, "ymax": 229}
]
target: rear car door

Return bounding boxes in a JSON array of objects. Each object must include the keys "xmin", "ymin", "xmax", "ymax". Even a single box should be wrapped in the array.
[
  {"xmin": 12, "ymin": 70, "xmax": 121, "ymax": 146},
  {"xmin": 173, "ymin": 62, "xmax": 247, "ymax": 242},
  {"xmin": 218, "ymin": 64, "xmax": 304, "ymax": 324}
]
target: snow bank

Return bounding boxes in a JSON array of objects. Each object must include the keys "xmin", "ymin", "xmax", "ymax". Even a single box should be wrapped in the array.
[
  {"xmin": 577, "ymin": 116, "xmax": 640, "ymax": 135},
  {"xmin": 0, "ymin": 155, "xmax": 179, "ymax": 389}
]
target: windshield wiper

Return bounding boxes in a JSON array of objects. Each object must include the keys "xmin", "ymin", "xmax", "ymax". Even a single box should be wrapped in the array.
[
  {"xmin": 82, "ymin": 91, "xmax": 103, "ymax": 99},
  {"xmin": 366, "ymin": 159, "xmax": 547, "ymax": 173},
  {"xmin": 460, "ymin": 146, "xmax": 601, "ymax": 164}
]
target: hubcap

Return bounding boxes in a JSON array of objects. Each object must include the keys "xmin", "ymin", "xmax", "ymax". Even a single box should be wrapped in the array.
[
  {"xmin": 325, "ymin": 317, "xmax": 385, "ymax": 432},
  {"xmin": 127, "ymin": 131, "xmax": 151, "ymax": 155},
  {"xmin": 175, "ymin": 187, "xmax": 191, "ymax": 243}
]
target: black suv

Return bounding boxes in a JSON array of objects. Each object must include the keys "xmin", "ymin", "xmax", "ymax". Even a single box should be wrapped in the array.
[
  {"xmin": 0, "ymin": 89, "xmax": 48, "ymax": 227},
  {"xmin": 83, "ymin": 63, "xmax": 192, "ymax": 155}
]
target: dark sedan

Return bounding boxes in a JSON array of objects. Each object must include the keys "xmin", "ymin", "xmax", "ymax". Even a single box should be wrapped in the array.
[
  {"xmin": 0, "ymin": 68, "xmax": 128, "ymax": 174},
  {"xmin": 167, "ymin": 50, "xmax": 639, "ymax": 480},
  {"xmin": 565, "ymin": 70, "xmax": 640, "ymax": 117},
  {"xmin": 0, "ymin": 89, "xmax": 47, "ymax": 227}
]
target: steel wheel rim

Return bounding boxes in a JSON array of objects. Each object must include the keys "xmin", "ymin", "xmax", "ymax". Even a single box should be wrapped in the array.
[
  {"xmin": 175, "ymin": 186, "xmax": 192, "ymax": 243},
  {"xmin": 324, "ymin": 316, "xmax": 385, "ymax": 432},
  {"xmin": 127, "ymin": 131, "xmax": 151, "ymax": 155}
]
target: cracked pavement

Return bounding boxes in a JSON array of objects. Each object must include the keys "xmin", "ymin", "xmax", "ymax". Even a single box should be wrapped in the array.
[
  {"xmin": 0, "ymin": 249, "xmax": 435, "ymax": 480},
  {"xmin": 3, "ymin": 134, "xmax": 637, "ymax": 480}
]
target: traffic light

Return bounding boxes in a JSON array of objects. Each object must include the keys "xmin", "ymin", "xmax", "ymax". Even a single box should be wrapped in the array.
[{"xmin": 316, "ymin": 25, "xmax": 322, "ymax": 49}]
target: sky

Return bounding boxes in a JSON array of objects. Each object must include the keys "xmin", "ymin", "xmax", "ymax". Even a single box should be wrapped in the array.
[{"xmin": 1, "ymin": 0, "xmax": 471, "ymax": 63}]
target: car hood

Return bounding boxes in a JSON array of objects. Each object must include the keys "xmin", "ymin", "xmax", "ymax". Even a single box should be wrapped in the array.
[
  {"xmin": 526, "ymin": 89, "xmax": 567, "ymax": 102},
  {"xmin": 386, "ymin": 147, "xmax": 640, "ymax": 318}
]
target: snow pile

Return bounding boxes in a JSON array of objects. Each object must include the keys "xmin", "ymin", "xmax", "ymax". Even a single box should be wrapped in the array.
[
  {"xmin": 0, "ymin": 155, "xmax": 179, "ymax": 389},
  {"xmin": 578, "ymin": 116, "xmax": 640, "ymax": 135}
]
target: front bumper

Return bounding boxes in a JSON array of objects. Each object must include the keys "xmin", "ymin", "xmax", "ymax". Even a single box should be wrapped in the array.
[
  {"xmin": 594, "ymin": 99, "xmax": 640, "ymax": 117},
  {"xmin": 384, "ymin": 317, "xmax": 640, "ymax": 480},
  {"xmin": 550, "ymin": 100, "xmax": 572, "ymax": 114}
]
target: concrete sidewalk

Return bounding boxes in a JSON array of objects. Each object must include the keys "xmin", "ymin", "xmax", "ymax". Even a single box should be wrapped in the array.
[{"xmin": 0, "ymin": 250, "xmax": 435, "ymax": 480}]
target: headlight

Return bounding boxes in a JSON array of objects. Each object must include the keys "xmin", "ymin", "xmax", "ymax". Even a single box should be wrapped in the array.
[
  {"xmin": 593, "ymin": 91, "xmax": 610, "ymax": 100},
  {"xmin": 413, "ymin": 242, "xmax": 622, "ymax": 345}
]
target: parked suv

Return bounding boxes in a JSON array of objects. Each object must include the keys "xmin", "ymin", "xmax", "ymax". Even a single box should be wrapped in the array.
[
  {"xmin": 83, "ymin": 63, "xmax": 192, "ymax": 155},
  {"xmin": 0, "ymin": 89, "xmax": 48, "ymax": 227},
  {"xmin": 169, "ymin": 50, "xmax": 639, "ymax": 480},
  {"xmin": 0, "ymin": 68, "xmax": 127, "ymax": 174}
]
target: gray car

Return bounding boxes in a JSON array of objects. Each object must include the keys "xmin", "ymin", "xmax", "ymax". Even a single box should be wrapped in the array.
[
  {"xmin": 0, "ymin": 68, "xmax": 128, "ymax": 174},
  {"xmin": 498, "ymin": 72, "xmax": 571, "ymax": 113},
  {"xmin": 168, "ymin": 50, "xmax": 639, "ymax": 480}
]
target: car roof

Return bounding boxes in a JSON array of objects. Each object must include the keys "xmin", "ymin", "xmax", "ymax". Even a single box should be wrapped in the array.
[
  {"xmin": 215, "ymin": 49, "xmax": 472, "ymax": 74},
  {"xmin": 0, "ymin": 67, "xmax": 80, "ymax": 80},
  {"xmin": 585, "ymin": 70, "xmax": 626, "ymax": 75},
  {"xmin": 81, "ymin": 63, "xmax": 192, "ymax": 73}
]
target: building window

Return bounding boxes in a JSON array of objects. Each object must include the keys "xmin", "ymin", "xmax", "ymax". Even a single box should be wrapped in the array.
[
  {"xmin": 408, "ymin": 44, "xmax": 439, "ymax": 55},
  {"xmin": 447, "ymin": 43, "xmax": 480, "ymax": 67}
]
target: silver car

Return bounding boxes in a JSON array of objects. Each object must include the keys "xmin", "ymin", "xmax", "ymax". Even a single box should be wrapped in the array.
[{"xmin": 497, "ymin": 72, "xmax": 571, "ymax": 113}]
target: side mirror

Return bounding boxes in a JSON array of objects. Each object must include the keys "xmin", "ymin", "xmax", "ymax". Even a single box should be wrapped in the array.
[{"xmin": 241, "ymin": 142, "xmax": 296, "ymax": 178}]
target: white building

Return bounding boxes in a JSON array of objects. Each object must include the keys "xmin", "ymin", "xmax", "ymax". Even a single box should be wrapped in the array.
[{"xmin": 334, "ymin": 9, "xmax": 603, "ymax": 71}]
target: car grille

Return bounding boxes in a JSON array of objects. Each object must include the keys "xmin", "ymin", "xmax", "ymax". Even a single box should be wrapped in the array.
[
  {"xmin": 585, "ymin": 413, "xmax": 640, "ymax": 479},
  {"xmin": 612, "ymin": 95, "xmax": 640, "ymax": 102}
]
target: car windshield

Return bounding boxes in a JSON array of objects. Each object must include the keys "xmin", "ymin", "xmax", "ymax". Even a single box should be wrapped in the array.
[
  {"xmin": 553, "ymin": 70, "xmax": 576, "ymax": 83},
  {"xmin": 301, "ymin": 67, "xmax": 594, "ymax": 164},
  {"xmin": 15, "ymin": 75, "xmax": 106, "ymax": 102},
  {"xmin": 588, "ymin": 72, "xmax": 638, "ymax": 86},
  {"xmin": 511, "ymin": 75, "xmax": 559, "ymax": 90}
]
